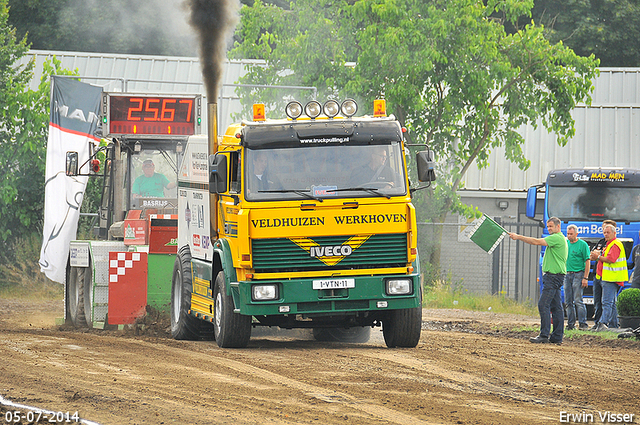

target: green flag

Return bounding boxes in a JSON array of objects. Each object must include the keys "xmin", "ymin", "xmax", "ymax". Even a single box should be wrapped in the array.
[{"xmin": 468, "ymin": 214, "xmax": 507, "ymax": 254}]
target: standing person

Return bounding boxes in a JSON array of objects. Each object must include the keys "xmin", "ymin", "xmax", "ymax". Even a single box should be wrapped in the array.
[
  {"xmin": 628, "ymin": 230, "xmax": 640, "ymax": 290},
  {"xmin": 590, "ymin": 219, "xmax": 617, "ymax": 328},
  {"xmin": 564, "ymin": 224, "xmax": 591, "ymax": 330},
  {"xmin": 590, "ymin": 224, "xmax": 628, "ymax": 331},
  {"xmin": 510, "ymin": 216, "xmax": 568, "ymax": 344}
]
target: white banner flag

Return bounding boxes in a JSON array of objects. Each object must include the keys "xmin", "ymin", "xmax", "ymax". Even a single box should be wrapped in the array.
[{"xmin": 39, "ymin": 77, "xmax": 102, "ymax": 283}]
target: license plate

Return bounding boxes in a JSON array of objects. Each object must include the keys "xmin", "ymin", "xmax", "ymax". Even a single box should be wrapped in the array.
[
  {"xmin": 583, "ymin": 297, "xmax": 594, "ymax": 305},
  {"xmin": 312, "ymin": 278, "xmax": 355, "ymax": 290}
]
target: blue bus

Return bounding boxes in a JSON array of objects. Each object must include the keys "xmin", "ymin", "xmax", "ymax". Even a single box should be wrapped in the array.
[{"xmin": 526, "ymin": 168, "xmax": 640, "ymax": 318}]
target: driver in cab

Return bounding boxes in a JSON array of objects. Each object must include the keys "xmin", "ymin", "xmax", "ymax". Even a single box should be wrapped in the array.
[
  {"xmin": 132, "ymin": 159, "xmax": 176, "ymax": 198},
  {"xmin": 349, "ymin": 146, "xmax": 395, "ymax": 187}
]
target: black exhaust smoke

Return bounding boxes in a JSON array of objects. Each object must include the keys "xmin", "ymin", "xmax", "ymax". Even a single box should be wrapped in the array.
[
  {"xmin": 186, "ymin": 0, "xmax": 240, "ymax": 101},
  {"xmin": 186, "ymin": 0, "xmax": 238, "ymax": 237}
]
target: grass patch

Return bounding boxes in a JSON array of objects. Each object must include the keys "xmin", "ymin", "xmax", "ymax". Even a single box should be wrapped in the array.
[
  {"xmin": 510, "ymin": 325, "xmax": 539, "ymax": 332},
  {"xmin": 423, "ymin": 278, "xmax": 537, "ymax": 316},
  {"xmin": 564, "ymin": 329, "xmax": 621, "ymax": 340}
]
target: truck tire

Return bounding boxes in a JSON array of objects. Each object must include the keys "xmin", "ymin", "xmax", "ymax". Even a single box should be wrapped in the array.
[
  {"xmin": 213, "ymin": 270, "xmax": 251, "ymax": 348},
  {"xmin": 312, "ymin": 327, "xmax": 371, "ymax": 343},
  {"xmin": 171, "ymin": 247, "xmax": 213, "ymax": 340},
  {"xmin": 66, "ymin": 264, "xmax": 87, "ymax": 328},
  {"xmin": 382, "ymin": 307, "xmax": 422, "ymax": 348}
]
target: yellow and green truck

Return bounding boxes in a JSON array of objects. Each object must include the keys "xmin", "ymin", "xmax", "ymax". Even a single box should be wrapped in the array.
[{"xmin": 172, "ymin": 99, "xmax": 435, "ymax": 348}]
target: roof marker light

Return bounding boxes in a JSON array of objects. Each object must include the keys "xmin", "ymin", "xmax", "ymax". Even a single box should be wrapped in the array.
[
  {"xmin": 304, "ymin": 100, "xmax": 322, "ymax": 119},
  {"xmin": 373, "ymin": 99, "xmax": 387, "ymax": 117},
  {"xmin": 253, "ymin": 103, "xmax": 266, "ymax": 121},
  {"xmin": 285, "ymin": 101, "xmax": 303, "ymax": 119},
  {"xmin": 341, "ymin": 99, "xmax": 358, "ymax": 117}
]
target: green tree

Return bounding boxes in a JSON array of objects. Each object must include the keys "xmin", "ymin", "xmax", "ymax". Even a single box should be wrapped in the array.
[
  {"xmin": 7, "ymin": 0, "xmax": 70, "ymax": 51},
  {"xmin": 8, "ymin": 0, "xmax": 199, "ymax": 56},
  {"xmin": 531, "ymin": 0, "xmax": 640, "ymax": 67},
  {"xmin": 0, "ymin": 0, "xmax": 76, "ymax": 253},
  {"xmin": 0, "ymin": 0, "xmax": 37, "ymax": 243},
  {"xmin": 231, "ymin": 0, "xmax": 599, "ymax": 271}
]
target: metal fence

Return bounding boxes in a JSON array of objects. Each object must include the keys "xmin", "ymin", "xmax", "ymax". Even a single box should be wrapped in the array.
[{"xmin": 492, "ymin": 219, "xmax": 543, "ymax": 303}]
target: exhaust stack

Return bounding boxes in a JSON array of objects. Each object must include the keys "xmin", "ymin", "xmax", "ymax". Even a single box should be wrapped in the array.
[
  {"xmin": 208, "ymin": 102, "xmax": 218, "ymax": 157},
  {"xmin": 208, "ymin": 102, "xmax": 219, "ymax": 239}
]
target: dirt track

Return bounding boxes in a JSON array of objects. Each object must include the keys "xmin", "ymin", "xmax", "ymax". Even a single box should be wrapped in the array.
[{"xmin": 1, "ymin": 300, "xmax": 639, "ymax": 425}]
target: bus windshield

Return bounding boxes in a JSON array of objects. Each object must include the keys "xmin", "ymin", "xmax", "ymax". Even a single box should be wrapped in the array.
[
  {"xmin": 547, "ymin": 186, "xmax": 640, "ymax": 222},
  {"xmin": 244, "ymin": 143, "xmax": 407, "ymax": 201}
]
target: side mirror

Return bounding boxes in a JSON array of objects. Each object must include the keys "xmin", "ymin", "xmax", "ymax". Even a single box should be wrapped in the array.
[
  {"xmin": 526, "ymin": 186, "xmax": 538, "ymax": 218},
  {"xmin": 66, "ymin": 152, "xmax": 79, "ymax": 176},
  {"xmin": 416, "ymin": 150, "xmax": 436, "ymax": 182},
  {"xmin": 209, "ymin": 153, "xmax": 228, "ymax": 193}
]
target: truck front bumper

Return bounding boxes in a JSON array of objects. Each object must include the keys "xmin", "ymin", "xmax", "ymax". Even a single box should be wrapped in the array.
[{"xmin": 232, "ymin": 273, "xmax": 421, "ymax": 316}]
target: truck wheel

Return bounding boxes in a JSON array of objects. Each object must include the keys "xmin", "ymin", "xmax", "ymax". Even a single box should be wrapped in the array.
[
  {"xmin": 171, "ymin": 247, "xmax": 213, "ymax": 340},
  {"xmin": 66, "ymin": 264, "xmax": 87, "ymax": 328},
  {"xmin": 382, "ymin": 307, "xmax": 422, "ymax": 348},
  {"xmin": 213, "ymin": 270, "xmax": 251, "ymax": 348},
  {"xmin": 313, "ymin": 327, "xmax": 371, "ymax": 343}
]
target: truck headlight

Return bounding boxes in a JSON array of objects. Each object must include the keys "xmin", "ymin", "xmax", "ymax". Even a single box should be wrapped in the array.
[
  {"xmin": 385, "ymin": 279, "xmax": 412, "ymax": 295},
  {"xmin": 252, "ymin": 284, "xmax": 279, "ymax": 301},
  {"xmin": 323, "ymin": 100, "xmax": 340, "ymax": 118},
  {"xmin": 304, "ymin": 101, "xmax": 322, "ymax": 119},
  {"xmin": 286, "ymin": 101, "xmax": 303, "ymax": 119},
  {"xmin": 341, "ymin": 99, "xmax": 358, "ymax": 117}
]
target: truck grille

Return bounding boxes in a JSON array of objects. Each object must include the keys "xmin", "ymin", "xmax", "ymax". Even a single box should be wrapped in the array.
[{"xmin": 252, "ymin": 233, "xmax": 407, "ymax": 273}]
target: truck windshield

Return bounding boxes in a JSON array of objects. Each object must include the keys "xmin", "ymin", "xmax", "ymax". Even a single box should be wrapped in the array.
[
  {"xmin": 245, "ymin": 143, "xmax": 407, "ymax": 201},
  {"xmin": 547, "ymin": 186, "xmax": 640, "ymax": 222}
]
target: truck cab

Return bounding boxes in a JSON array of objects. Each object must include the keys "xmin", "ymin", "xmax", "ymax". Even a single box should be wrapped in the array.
[{"xmin": 172, "ymin": 99, "xmax": 436, "ymax": 348}]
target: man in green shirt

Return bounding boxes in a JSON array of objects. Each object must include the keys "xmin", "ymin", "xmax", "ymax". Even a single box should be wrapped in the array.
[
  {"xmin": 564, "ymin": 224, "xmax": 591, "ymax": 330},
  {"xmin": 132, "ymin": 159, "xmax": 176, "ymax": 198},
  {"xmin": 510, "ymin": 216, "xmax": 568, "ymax": 344}
]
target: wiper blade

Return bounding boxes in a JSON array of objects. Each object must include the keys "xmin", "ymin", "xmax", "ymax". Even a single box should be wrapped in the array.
[
  {"xmin": 334, "ymin": 187, "xmax": 391, "ymax": 199},
  {"xmin": 259, "ymin": 189, "xmax": 324, "ymax": 202}
]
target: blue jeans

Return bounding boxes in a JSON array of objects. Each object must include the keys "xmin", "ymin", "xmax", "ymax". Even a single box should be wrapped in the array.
[
  {"xmin": 539, "ymin": 273, "xmax": 565, "ymax": 341},
  {"xmin": 564, "ymin": 272, "xmax": 587, "ymax": 327},
  {"xmin": 593, "ymin": 277, "xmax": 602, "ymax": 324},
  {"xmin": 599, "ymin": 281, "xmax": 620, "ymax": 328}
]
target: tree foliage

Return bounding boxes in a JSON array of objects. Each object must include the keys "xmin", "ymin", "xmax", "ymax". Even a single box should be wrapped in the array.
[
  {"xmin": 231, "ymin": 0, "xmax": 599, "ymax": 269},
  {"xmin": 531, "ymin": 0, "xmax": 640, "ymax": 67},
  {"xmin": 232, "ymin": 0, "xmax": 599, "ymax": 217},
  {"xmin": 0, "ymin": 0, "xmax": 77, "ymax": 249},
  {"xmin": 8, "ymin": 0, "xmax": 199, "ymax": 56}
]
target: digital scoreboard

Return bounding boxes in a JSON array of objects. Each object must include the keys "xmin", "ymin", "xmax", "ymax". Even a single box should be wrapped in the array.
[{"xmin": 103, "ymin": 93, "xmax": 202, "ymax": 136}]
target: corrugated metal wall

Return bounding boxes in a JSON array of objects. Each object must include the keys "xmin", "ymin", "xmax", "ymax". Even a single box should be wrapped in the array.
[{"xmin": 462, "ymin": 68, "xmax": 640, "ymax": 193}]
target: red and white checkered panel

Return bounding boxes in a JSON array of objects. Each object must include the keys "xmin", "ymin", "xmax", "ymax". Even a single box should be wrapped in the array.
[
  {"xmin": 109, "ymin": 252, "xmax": 144, "ymax": 283},
  {"xmin": 108, "ymin": 252, "xmax": 148, "ymax": 324}
]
